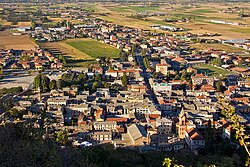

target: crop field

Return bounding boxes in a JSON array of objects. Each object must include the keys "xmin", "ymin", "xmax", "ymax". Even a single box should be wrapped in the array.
[
  {"xmin": 93, "ymin": 3, "xmax": 250, "ymax": 39},
  {"xmin": 65, "ymin": 38, "xmax": 120, "ymax": 59},
  {"xmin": 0, "ymin": 31, "xmax": 37, "ymax": 50}
]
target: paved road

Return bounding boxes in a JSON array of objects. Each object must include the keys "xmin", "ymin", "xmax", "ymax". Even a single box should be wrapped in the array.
[{"xmin": 135, "ymin": 53, "xmax": 159, "ymax": 108}]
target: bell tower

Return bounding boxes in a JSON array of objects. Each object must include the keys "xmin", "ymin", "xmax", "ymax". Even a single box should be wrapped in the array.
[{"xmin": 178, "ymin": 108, "xmax": 187, "ymax": 139}]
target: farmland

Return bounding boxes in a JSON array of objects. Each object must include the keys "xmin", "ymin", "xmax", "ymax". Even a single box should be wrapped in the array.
[
  {"xmin": 0, "ymin": 30, "xmax": 37, "ymax": 50},
  {"xmin": 93, "ymin": 3, "xmax": 250, "ymax": 39},
  {"xmin": 65, "ymin": 38, "xmax": 120, "ymax": 59}
]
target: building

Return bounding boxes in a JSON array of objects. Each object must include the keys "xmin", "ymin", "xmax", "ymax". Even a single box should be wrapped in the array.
[
  {"xmin": 93, "ymin": 131, "xmax": 112, "ymax": 141},
  {"xmin": 191, "ymin": 74, "xmax": 215, "ymax": 86},
  {"xmin": 94, "ymin": 121, "xmax": 117, "ymax": 131},
  {"xmin": 156, "ymin": 117, "xmax": 173, "ymax": 134},
  {"xmin": 153, "ymin": 82, "xmax": 172, "ymax": 92},
  {"xmin": 185, "ymin": 128, "xmax": 205, "ymax": 150},
  {"xmin": 127, "ymin": 124, "xmax": 147, "ymax": 145},
  {"xmin": 177, "ymin": 109, "xmax": 187, "ymax": 139},
  {"xmin": 156, "ymin": 64, "xmax": 169, "ymax": 75}
]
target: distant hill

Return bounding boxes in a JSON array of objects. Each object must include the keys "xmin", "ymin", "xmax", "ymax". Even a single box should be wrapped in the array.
[{"xmin": 0, "ymin": 0, "xmax": 249, "ymax": 3}]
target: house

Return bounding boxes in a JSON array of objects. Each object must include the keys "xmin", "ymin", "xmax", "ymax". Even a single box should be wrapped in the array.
[
  {"xmin": 94, "ymin": 121, "xmax": 117, "ymax": 131},
  {"xmin": 153, "ymin": 82, "xmax": 172, "ymax": 92},
  {"xmin": 185, "ymin": 128, "xmax": 205, "ymax": 150},
  {"xmin": 221, "ymin": 119, "xmax": 231, "ymax": 139},
  {"xmin": 191, "ymin": 74, "xmax": 214, "ymax": 86},
  {"xmin": 128, "ymin": 85, "xmax": 147, "ymax": 93},
  {"xmin": 151, "ymin": 134, "xmax": 185, "ymax": 152},
  {"xmin": 93, "ymin": 131, "xmax": 112, "ymax": 141},
  {"xmin": 68, "ymin": 103, "xmax": 89, "ymax": 115},
  {"xmin": 127, "ymin": 124, "xmax": 147, "ymax": 145},
  {"xmin": 156, "ymin": 117, "xmax": 173, "ymax": 134},
  {"xmin": 47, "ymin": 96, "xmax": 69, "ymax": 106},
  {"xmin": 156, "ymin": 63, "xmax": 169, "ymax": 75},
  {"xmin": 185, "ymin": 58, "xmax": 206, "ymax": 66}
]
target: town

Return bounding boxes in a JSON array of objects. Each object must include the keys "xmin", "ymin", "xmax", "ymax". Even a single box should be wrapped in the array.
[{"xmin": 0, "ymin": 1, "xmax": 250, "ymax": 167}]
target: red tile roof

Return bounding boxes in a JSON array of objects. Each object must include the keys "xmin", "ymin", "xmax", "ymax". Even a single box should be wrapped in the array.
[{"xmin": 186, "ymin": 128, "xmax": 204, "ymax": 140}]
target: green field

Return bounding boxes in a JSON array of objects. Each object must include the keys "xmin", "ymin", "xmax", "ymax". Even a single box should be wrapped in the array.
[
  {"xmin": 189, "ymin": 9, "xmax": 216, "ymax": 14},
  {"xmin": 193, "ymin": 64, "xmax": 234, "ymax": 76},
  {"xmin": 109, "ymin": 6, "xmax": 160, "ymax": 13},
  {"xmin": 66, "ymin": 38, "xmax": 120, "ymax": 59},
  {"xmin": 231, "ymin": 27, "xmax": 250, "ymax": 34}
]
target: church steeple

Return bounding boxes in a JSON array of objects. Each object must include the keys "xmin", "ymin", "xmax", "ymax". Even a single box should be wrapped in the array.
[{"xmin": 178, "ymin": 108, "xmax": 187, "ymax": 139}]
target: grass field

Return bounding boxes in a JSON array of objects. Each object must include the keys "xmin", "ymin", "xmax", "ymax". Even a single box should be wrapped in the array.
[
  {"xmin": 40, "ymin": 38, "xmax": 119, "ymax": 67},
  {"xmin": 193, "ymin": 64, "xmax": 234, "ymax": 76},
  {"xmin": 65, "ymin": 38, "xmax": 120, "ymax": 59},
  {"xmin": 190, "ymin": 43, "xmax": 248, "ymax": 53}
]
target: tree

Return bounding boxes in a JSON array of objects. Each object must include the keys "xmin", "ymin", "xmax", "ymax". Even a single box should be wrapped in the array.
[
  {"xmin": 56, "ymin": 130, "xmax": 68, "ymax": 146},
  {"xmin": 121, "ymin": 72, "xmax": 128, "ymax": 87},
  {"xmin": 141, "ymin": 49, "xmax": 146, "ymax": 57},
  {"xmin": 92, "ymin": 81, "xmax": 99, "ymax": 91},
  {"xmin": 212, "ymin": 58, "xmax": 222, "ymax": 66},
  {"xmin": 174, "ymin": 73, "xmax": 180, "ymax": 80},
  {"xmin": 34, "ymin": 74, "xmax": 50, "ymax": 93},
  {"xmin": 119, "ymin": 50, "xmax": 128, "ymax": 62},
  {"xmin": 77, "ymin": 72, "xmax": 88, "ymax": 83},
  {"xmin": 7, "ymin": 108, "xmax": 25, "ymax": 119},
  {"xmin": 143, "ymin": 57, "xmax": 150, "ymax": 69},
  {"xmin": 0, "ymin": 65, "xmax": 3, "ymax": 78},
  {"xmin": 218, "ymin": 96, "xmax": 250, "ymax": 164},
  {"xmin": 216, "ymin": 81, "xmax": 223, "ymax": 92},
  {"xmin": 180, "ymin": 70, "xmax": 187, "ymax": 81},
  {"xmin": 57, "ymin": 79, "xmax": 62, "ymax": 89},
  {"xmin": 94, "ymin": 74, "xmax": 102, "ymax": 82},
  {"xmin": 50, "ymin": 80, "xmax": 57, "ymax": 90}
]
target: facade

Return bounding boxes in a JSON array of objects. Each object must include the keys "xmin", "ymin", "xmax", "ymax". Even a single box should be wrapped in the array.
[
  {"xmin": 93, "ymin": 131, "xmax": 112, "ymax": 141},
  {"xmin": 177, "ymin": 109, "xmax": 187, "ymax": 139},
  {"xmin": 156, "ymin": 117, "xmax": 173, "ymax": 134},
  {"xmin": 156, "ymin": 64, "xmax": 169, "ymax": 75},
  {"xmin": 153, "ymin": 82, "xmax": 172, "ymax": 92},
  {"xmin": 185, "ymin": 128, "xmax": 205, "ymax": 150},
  {"xmin": 94, "ymin": 121, "xmax": 117, "ymax": 131}
]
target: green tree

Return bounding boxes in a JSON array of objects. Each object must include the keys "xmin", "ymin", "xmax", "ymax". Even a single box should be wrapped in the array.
[
  {"xmin": 34, "ymin": 74, "xmax": 50, "ymax": 92},
  {"xmin": 94, "ymin": 74, "xmax": 102, "ymax": 82},
  {"xmin": 119, "ymin": 50, "xmax": 128, "ymax": 62},
  {"xmin": 92, "ymin": 81, "xmax": 99, "ymax": 91},
  {"xmin": 180, "ymin": 70, "xmax": 187, "ymax": 81},
  {"xmin": 216, "ymin": 81, "xmax": 223, "ymax": 92},
  {"xmin": 50, "ymin": 80, "xmax": 57, "ymax": 90},
  {"xmin": 57, "ymin": 79, "xmax": 62, "ymax": 89},
  {"xmin": 56, "ymin": 130, "xmax": 68, "ymax": 146},
  {"xmin": 174, "ymin": 73, "xmax": 180, "ymax": 80},
  {"xmin": 121, "ymin": 72, "xmax": 128, "ymax": 87},
  {"xmin": 218, "ymin": 96, "xmax": 250, "ymax": 164},
  {"xmin": 143, "ymin": 57, "xmax": 150, "ymax": 69},
  {"xmin": 141, "ymin": 49, "xmax": 146, "ymax": 57},
  {"xmin": 77, "ymin": 72, "xmax": 88, "ymax": 82},
  {"xmin": 212, "ymin": 58, "xmax": 222, "ymax": 66},
  {"xmin": 0, "ymin": 65, "xmax": 3, "ymax": 78}
]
